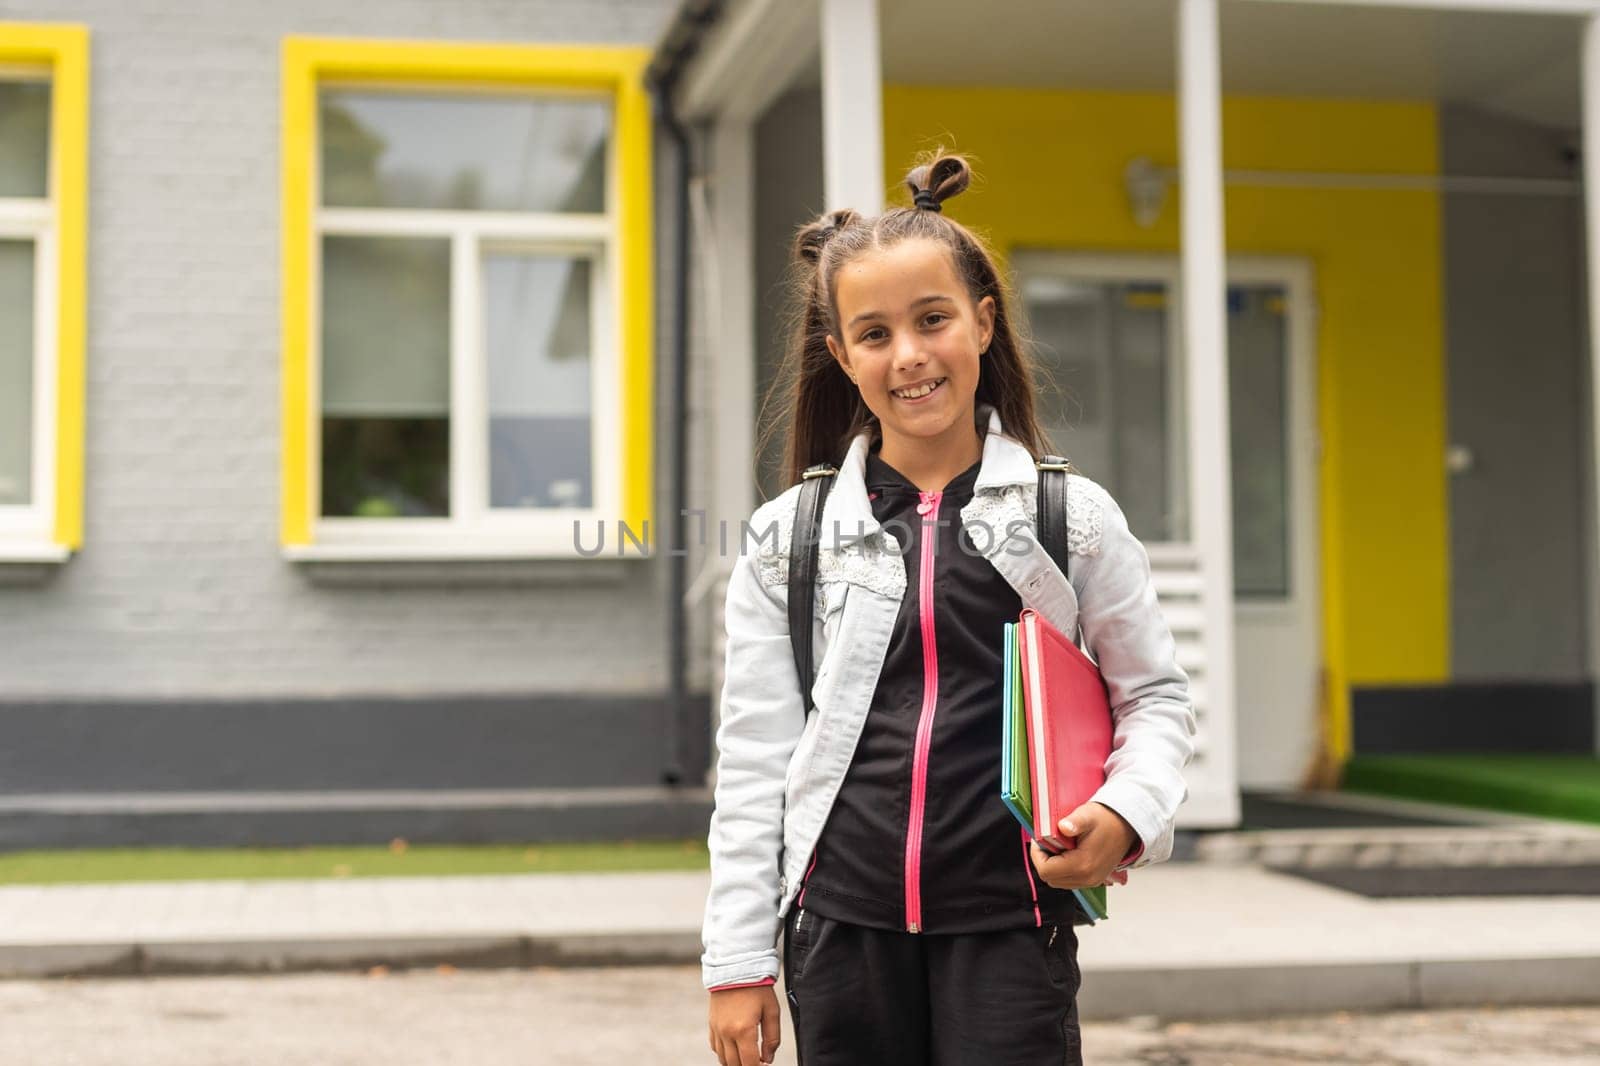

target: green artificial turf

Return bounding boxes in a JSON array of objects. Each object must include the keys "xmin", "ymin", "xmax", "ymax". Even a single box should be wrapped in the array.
[
  {"xmin": 0, "ymin": 838, "xmax": 710, "ymax": 886},
  {"xmin": 1342, "ymin": 754, "xmax": 1600, "ymax": 826}
]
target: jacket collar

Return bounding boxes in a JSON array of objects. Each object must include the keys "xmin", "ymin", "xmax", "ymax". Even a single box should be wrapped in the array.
[
  {"xmin": 974, "ymin": 402, "xmax": 1040, "ymax": 491},
  {"xmin": 818, "ymin": 402, "xmax": 1036, "ymax": 549}
]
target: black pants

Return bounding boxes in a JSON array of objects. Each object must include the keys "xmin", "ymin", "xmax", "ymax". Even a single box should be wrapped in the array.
[{"xmin": 782, "ymin": 907, "xmax": 1082, "ymax": 1066}]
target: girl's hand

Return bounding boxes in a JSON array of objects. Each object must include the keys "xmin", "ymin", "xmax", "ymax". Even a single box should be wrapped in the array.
[
  {"xmin": 708, "ymin": 984, "xmax": 781, "ymax": 1066},
  {"xmin": 1030, "ymin": 801, "xmax": 1137, "ymax": 890}
]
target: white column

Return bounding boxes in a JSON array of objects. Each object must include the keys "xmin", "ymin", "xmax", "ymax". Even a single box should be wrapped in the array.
[
  {"xmin": 710, "ymin": 120, "xmax": 758, "ymax": 547},
  {"xmin": 1178, "ymin": 0, "xmax": 1241, "ymax": 825},
  {"xmin": 1583, "ymin": 16, "xmax": 1600, "ymax": 753},
  {"xmin": 820, "ymin": 0, "xmax": 884, "ymax": 213},
  {"xmin": 700, "ymin": 120, "xmax": 758, "ymax": 786}
]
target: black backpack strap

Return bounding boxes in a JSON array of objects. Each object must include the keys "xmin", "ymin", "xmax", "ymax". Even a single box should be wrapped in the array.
[
  {"xmin": 789, "ymin": 463, "xmax": 838, "ymax": 715},
  {"xmin": 1037, "ymin": 453, "xmax": 1096, "ymax": 928},
  {"xmin": 1035, "ymin": 454, "xmax": 1074, "ymax": 583}
]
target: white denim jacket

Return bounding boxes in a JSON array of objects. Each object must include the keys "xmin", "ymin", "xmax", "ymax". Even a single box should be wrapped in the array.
[{"xmin": 701, "ymin": 403, "xmax": 1197, "ymax": 990}]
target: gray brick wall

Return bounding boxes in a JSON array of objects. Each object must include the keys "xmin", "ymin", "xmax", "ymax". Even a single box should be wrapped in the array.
[{"xmin": 0, "ymin": 0, "xmax": 688, "ymax": 698}]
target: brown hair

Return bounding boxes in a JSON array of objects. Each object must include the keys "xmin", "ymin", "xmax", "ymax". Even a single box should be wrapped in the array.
[{"xmin": 758, "ymin": 152, "xmax": 1054, "ymax": 488}]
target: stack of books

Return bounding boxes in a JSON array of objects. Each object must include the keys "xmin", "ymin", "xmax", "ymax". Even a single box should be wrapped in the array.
[{"xmin": 1000, "ymin": 609, "xmax": 1115, "ymax": 924}]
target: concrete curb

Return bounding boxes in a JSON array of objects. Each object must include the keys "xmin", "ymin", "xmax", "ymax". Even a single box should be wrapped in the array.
[
  {"xmin": 0, "ymin": 932, "xmax": 705, "ymax": 980},
  {"xmin": 1078, "ymin": 956, "xmax": 1600, "ymax": 1020},
  {"xmin": 7, "ymin": 932, "xmax": 1600, "ymax": 1023}
]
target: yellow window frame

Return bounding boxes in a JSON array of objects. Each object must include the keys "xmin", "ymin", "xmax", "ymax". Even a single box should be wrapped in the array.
[
  {"xmin": 279, "ymin": 36, "xmax": 654, "ymax": 549},
  {"xmin": 0, "ymin": 23, "xmax": 89, "ymax": 552}
]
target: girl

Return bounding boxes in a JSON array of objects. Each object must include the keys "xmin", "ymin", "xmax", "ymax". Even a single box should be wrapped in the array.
[{"xmin": 703, "ymin": 153, "xmax": 1195, "ymax": 1066}]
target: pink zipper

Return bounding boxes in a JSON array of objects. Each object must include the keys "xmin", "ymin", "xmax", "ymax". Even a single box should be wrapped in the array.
[
  {"xmin": 903, "ymin": 489, "xmax": 942, "ymax": 933},
  {"xmin": 1020, "ymin": 827, "xmax": 1042, "ymax": 926},
  {"xmin": 797, "ymin": 849, "xmax": 819, "ymax": 908}
]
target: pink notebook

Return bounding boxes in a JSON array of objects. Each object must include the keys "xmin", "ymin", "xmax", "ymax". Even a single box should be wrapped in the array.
[{"xmin": 1016, "ymin": 607, "xmax": 1113, "ymax": 854}]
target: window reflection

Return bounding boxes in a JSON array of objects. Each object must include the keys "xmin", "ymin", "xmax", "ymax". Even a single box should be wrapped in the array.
[
  {"xmin": 1025, "ymin": 277, "xmax": 1177, "ymax": 543},
  {"xmin": 0, "ymin": 81, "xmax": 50, "ymax": 198},
  {"xmin": 0, "ymin": 240, "xmax": 34, "ymax": 506},
  {"xmin": 319, "ymin": 235, "xmax": 451, "ymax": 518},
  {"xmin": 319, "ymin": 91, "xmax": 609, "ymax": 213},
  {"xmin": 484, "ymin": 253, "xmax": 593, "ymax": 510}
]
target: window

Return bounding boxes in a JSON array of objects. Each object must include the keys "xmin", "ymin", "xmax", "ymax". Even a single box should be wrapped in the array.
[
  {"xmin": 281, "ymin": 39, "xmax": 654, "ymax": 559},
  {"xmin": 0, "ymin": 25, "xmax": 88, "ymax": 562},
  {"xmin": 1016, "ymin": 253, "xmax": 1295, "ymax": 600}
]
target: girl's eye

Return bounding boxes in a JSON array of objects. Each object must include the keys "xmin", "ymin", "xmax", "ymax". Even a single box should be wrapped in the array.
[
  {"xmin": 860, "ymin": 327, "xmax": 887, "ymax": 343},
  {"xmin": 923, "ymin": 312, "xmax": 949, "ymax": 327}
]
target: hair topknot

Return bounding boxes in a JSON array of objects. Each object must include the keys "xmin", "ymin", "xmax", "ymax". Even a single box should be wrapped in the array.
[
  {"xmin": 903, "ymin": 153, "xmax": 971, "ymax": 213},
  {"xmin": 794, "ymin": 207, "xmax": 862, "ymax": 266}
]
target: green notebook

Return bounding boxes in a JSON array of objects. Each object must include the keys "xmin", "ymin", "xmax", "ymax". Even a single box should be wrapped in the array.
[
  {"xmin": 1000, "ymin": 622, "xmax": 1033, "ymax": 829},
  {"xmin": 1000, "ymin": 621, "xmax": 1108, "ymax": 924}
]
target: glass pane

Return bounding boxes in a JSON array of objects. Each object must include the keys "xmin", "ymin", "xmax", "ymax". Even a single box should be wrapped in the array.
[
  {"xmin": 320, "ymin": 91, "xmax": 609, "ymax": 213},
  {"xmin": 0, "ymin": 239, "xmax": 34, "ymax": 505},
  {"xmin": 1024, "ymin": 277, "xmax": 1180, "ymax": 542},
  {"xmin": 1228, "ymin": 285, "xmax": 1290, "ymax": 598},
  {"xmin": 484, "ymin": 253, "xmax": 593, "ymax": 510},
  {"xmin": 320, "ymin": 235, "xmax": 450, "ymax": 517},
  {"xmin": 0, "ymin": 80, "xmax": 50, "ymax": 198}
]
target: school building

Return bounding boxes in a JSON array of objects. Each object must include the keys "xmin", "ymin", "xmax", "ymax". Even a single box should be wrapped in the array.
[{"xmin": 2, "ymin": 0, "xmax": 1597, "ymax": 848}]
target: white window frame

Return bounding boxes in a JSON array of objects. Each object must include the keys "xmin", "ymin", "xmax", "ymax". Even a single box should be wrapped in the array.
[
  {"xmin": 307, "ymin": 86, "xmax": 623, "ymax": 560},
  {"xmin": 0, "ymin": 68, "xmax": 62, "ymax": 559}
]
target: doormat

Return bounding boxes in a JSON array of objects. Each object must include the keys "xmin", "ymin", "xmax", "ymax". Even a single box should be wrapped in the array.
[
  {"xmin": 1240, "ymin": 792, "xmax": 1477, "ymax": 831},
  {"xmin": 1276, "ymin": 863, "xmax": 1600, "ymax": 899}
]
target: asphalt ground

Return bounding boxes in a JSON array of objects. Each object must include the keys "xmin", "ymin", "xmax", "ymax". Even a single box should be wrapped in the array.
[{"xmin": 1, "ymin": 966, "xmax": 1597, "ymax": 1066}]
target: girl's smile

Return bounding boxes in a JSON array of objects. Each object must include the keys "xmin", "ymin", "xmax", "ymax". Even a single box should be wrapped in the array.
[{"xmin": 890, "ymin": 376, "xmax": 947, "ymax": 402}]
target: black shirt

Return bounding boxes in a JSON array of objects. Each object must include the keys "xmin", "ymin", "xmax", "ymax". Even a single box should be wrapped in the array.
[{"xmin": 798, "ymin": 447, "xmax": 1080, "ymax": 933}]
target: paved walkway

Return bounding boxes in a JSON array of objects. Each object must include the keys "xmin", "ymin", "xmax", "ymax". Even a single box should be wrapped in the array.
[
  {"xmin": 2, "ymin": 970, "xmax": 1596, "ymax": 1065},
  {"xmin": 4, "ymin": 860, "xmax": 1599, "ymax": 1019}
]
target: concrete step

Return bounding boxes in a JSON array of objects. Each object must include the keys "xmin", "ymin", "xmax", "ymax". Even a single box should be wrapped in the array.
[
  {"xmin": 1195, "ymin": 825, "xmax": 1600, "ymax": 868},
  {"xmin": 0, "ymin": 787, "xmax": 714, "ymax": 850},
  {"xmin": 1200, "ymin": 789, "xmax": 1600, "ymax": 867}
]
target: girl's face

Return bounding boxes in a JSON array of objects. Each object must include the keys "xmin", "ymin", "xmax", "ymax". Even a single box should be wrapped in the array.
[{"xmin": 825, "ymin": 238, "xmax": 996, "ymax": 453}]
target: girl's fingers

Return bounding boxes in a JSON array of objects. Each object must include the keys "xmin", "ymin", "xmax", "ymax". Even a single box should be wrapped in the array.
[
  {"xmin": 711, "ymin": 1019, "xmax": 734, "ymax": 1065},
  {"xmin": 760, "ymin": 995, "xmax": 782, "ymax": 1063},
  {"xmin": 736, "ymin": 1027, "xmax": 763, "ymax": 1066}
]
